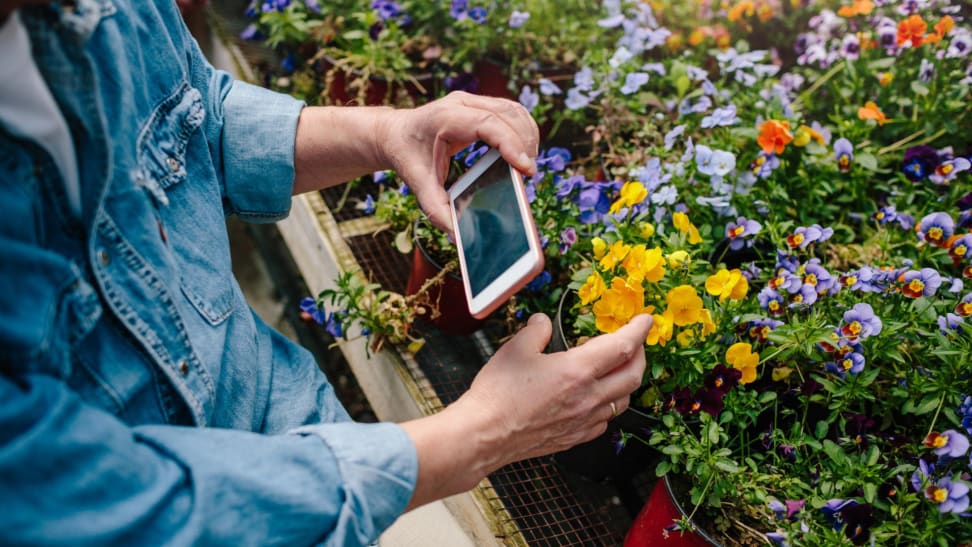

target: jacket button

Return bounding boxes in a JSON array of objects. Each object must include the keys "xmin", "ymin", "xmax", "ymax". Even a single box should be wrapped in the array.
[
  {"xmin": 166, "ymin": 157, "xmax": 180, "ymax": 172},
  {"xmin": 97, "ymin": 249, "xmax": 110, "ymax": 266},
  {"xmin": 178, "ymin": 360, "xmax": 189, "ymax": 375}
]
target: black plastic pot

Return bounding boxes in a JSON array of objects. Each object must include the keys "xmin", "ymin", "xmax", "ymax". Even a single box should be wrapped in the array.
[{"xmin": 547, "ymin": 289, "xmax": 661, "ymax": 517}]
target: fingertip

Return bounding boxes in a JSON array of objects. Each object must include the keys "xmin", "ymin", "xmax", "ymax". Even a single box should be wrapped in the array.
[
  {"xmin": 517, "ymin": 152, "xmax": 537, "ymax": 175},
  {"xmin": 528, "ymin": 313, "xmax": 550, "ymax": 327}
]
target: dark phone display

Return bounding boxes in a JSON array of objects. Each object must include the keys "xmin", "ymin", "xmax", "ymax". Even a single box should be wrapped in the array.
[{"xmin": 454, "ymin": 159, "xmax": 530, "ymax": 297}]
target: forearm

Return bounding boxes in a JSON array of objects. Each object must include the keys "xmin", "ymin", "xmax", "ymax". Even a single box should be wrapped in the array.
[
  {"xmin": 292, "ymin": 105, "xmax": 396, "ymax": 195},
  {"xmin": 399, "ymin": 398, "xmax": 507, "ymax": 511}
]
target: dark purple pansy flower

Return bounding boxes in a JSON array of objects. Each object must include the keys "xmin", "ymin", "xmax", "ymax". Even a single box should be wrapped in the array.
[
  {"xmin": 444, "ymin": 71, "xmax": 480, "ymax": 93},
  {"xmin": 558, "ymin": 227, "xmax": 577, "ymax": 254},
  {"xmin": 705, "ymin": 364, "xmax": 742, "ymax": 393},
  {"xmin": 902, "ymin": 145, "xmax": 940, "ymax": 182}
]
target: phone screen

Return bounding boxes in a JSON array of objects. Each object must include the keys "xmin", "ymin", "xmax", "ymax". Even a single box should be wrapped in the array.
[{"xmin": 453, "ymin": 158, "xmax": 531, "ymax": 297}]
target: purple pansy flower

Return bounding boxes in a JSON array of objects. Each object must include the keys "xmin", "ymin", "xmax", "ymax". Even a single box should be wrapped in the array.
[
  {"xmin": 508, "ymin": 10, "xmax": 530, "ymax": 28},
  {"xmin": 726, "ymin": 217, "xmax": 762, "ymax": 250},
  {"xmin": 840, "ymin": 303, "xmax": 883, "ymax": 339},
  {"xmin": 938, "ymin": 313, "xmax": 966, "ymax": 335},
  {"xmin": 900, "ymin": 268, "xmax": 943, "ymax": 298},
  {"xmin": 926, "ymin": 476, "xmax": 970, "ymax": 514},
  {"xmin": 930, "ymin": 157, "xmax": 971, "ymax": 185},
  {"xmin": 558, "ymin": 227, "xmax": 577, "ymax": 254},
  {"xmin": 917, "ymin": 212, "xmax": 955, "ymax": 247},
  {"xmin": 834, "ymin": 138, "xmax": 854, "ymax": 172},
  {"xmin": 825, "ymin": 352, "xmax": 865, "ymax": 378}
]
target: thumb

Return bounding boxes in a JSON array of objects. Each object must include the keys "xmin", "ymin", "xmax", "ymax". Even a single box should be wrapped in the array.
[{"xmin": 506, "ymin": 313, "xmax": 553, "ymax": 356}]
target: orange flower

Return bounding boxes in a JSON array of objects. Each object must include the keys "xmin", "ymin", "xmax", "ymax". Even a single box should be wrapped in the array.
[
  {"xmin": 935, "ymin": 15, "xmax": 955, "ymax": 39},
  {"xmin": 688, "ymin": 28, "xmax": 707, "ymax": 46},
  {"xmin": 757, "ymin": 120, "xmax": 794, "ymax": 155},
  {"xmin": 837, "ymin": 0, "xmax": 873, "ymax": 17},
  {"xmin": 857, "ymin": 101, "xmax": 888, "ymax": 126},
  {"xmin": 897, "ymin": 14, "xmax": 927, "ymax": 47},
  {"xmin": 756, "ymin": 2, "xmax": 774, "ymax": 22},
  {"xmin": 728, "ymin": 0, "xmax": 755, "ymax": 22}
]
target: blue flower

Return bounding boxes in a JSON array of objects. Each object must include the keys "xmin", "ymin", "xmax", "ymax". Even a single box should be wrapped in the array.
[
  {"xmin": 700, "ymin": 105, "xmax": 740, "ymax": 128},
  {"xmin": 834, "ymin": 138, "xmax": 854, "ymax": 172},
  {"xmin": 299, "ymin": 297, "xmax": 326, "ymax": 325},
  {"xmin": 239, "ymin": 24, "xmax": 262, "ymax": 41},
  {"xmin": 518, "ymin": 85, "xmax": 539, "ymax": 112},
  {"xmin": 620, "ymin": 72, "xmax": 649, "ymax": 95},
  {"xmin": 468, "ymin": 6, "xmax": 487, "ymax": 23},
  {"xmin": 508, "ymin": 10, "xmax": 530, "ymax": 28},
  {"xmin": 695, "ymin": 145, "xmax": 736, "ymax": 177},
  {"xmin": 663, "ymin": 125, "xmax": 686, "ymax": 151},
  {"xmin": 524, "ymin": 270, "xmax": 551, "ymax": 292},
  {"xmin": 564, "ymin": 88, "xmax": 591, "ymax": 110},
  {"xmin": 537, "ymin": 78, "xmax": 562, "ymax": 96},
  {"xmin": 362, "ymin": 194, "xmax": 375, "ymax": 215},
  {"xmin": 325, "ymin": 312, "xmax": 343, "ymax": 338}
]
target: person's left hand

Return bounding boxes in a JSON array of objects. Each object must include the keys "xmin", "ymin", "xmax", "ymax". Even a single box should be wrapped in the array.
[{"xmin": 376, "ymin": 91, "xmax": 540, "ymax": 233}]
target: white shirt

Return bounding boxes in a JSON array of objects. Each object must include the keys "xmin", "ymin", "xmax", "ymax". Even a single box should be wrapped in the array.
[{"xmin": 0, "ymin": 11, "xmax": 81, "ymax": 217}]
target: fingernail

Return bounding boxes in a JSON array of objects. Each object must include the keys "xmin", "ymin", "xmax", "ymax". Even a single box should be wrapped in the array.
[
  {"xmin": 529, "ymin": 313, "xmax": 549, "ymax": 326},
  {"xmin": 518, "ymin": 152, "xmax": 535, "ymax": 173}
]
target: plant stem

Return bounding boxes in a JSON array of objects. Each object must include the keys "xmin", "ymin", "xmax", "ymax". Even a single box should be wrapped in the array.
[
  {"xmin": 925, "ymin": 394, "xmax": 947, "ymax": 437},
  {"xmin": 685, "ymin": 473, "xmax": 715, "ymax": 524}
]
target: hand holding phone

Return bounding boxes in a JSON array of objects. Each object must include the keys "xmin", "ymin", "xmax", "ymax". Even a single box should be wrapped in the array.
[{"xmin": 449, "ymin": 148, "xmax": 545, "ymax": 319}]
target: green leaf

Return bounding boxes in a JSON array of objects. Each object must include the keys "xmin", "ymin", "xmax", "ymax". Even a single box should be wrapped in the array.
[
  {"xmin": 714, "ymin": 460, "xmax": 741, "ymax": 473},
  {"xmin": 707, "ymin": 420, "xmax": 720, "ymax": 445},
  {"xmin": 866, "ymin": 445, "xmax": 881, "ymax": 466},
  {"xmin": 822, "ymin": 439, "xmax": 844, "ymax": 463},
  {"xmin": 656, "ymin": 460, "xmax": 671, "ymax": 477},
  {"xmin": 662, "ymin": 444, "xmax": 684, "ymax": 456},
  {"xmin": 663, "ymin": 414, "xmax": 675, "ymax": 428},
  {"xmin": 815, "ymin": 419, "xmax": 830, "ymax": 440},
  {"xmin": 758, "ymin": 391, "xmax": 778, "ymax": 404},
  {"xmin": 910, "ymin": 81, "xmax": 930, "ymax": 97},
  {"xmin": 856, "ymin": 152, "xmax": 879, "ymax": 171},
  {"xmin": 863, "ymin": 483, "xmax": 877, "ymax": 504},
  {"xmin": 911, "ymin": 395, "xmax": 941, "ymax": 415}
]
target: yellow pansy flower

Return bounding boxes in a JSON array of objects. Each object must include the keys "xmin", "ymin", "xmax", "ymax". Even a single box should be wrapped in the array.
[
  {"xmin": 639, "ymin": 222, "xmax": 656, "ymax": 239},
  {"xmin": 705, "ymin": 268, "xmax": 750, "ymax": 302},
  {"xmin": 622, "ymin": 245, "xmax": 666, "ymax": 283},
  {"xmin": 667, "ymin": 250, "xmax": 690, "ymax": 269},
  {"xmin": 676, "ymin": 329, "xmax": 695, "ymax": 348},
  {"xmin": 592, "ymin": 277, "xmax": 646, "ymax": 333},
  {"xmin": 599, "ymin": 240, "xmax": 631, "ymax": 270},
  {"xmin": 646, "ymin": 310, "xmax": 674, "ymax": 346},
  {"xmin": 592, "ymin": 237, "xmax": 607, "ymax": 260},
  {"xmin": 726, "ymin": 342, "xmax": 760, "ymax": 384},
  {"xmin": 609, "ymin": 181, "xmax": 649, "ymax": 215},
  {"xmin": 699, "ymin": 308, "xmax": 717, "ymax": 336},
  {"xmin": 672, "ymin": 212, "xmax": 703, "ymax": 244},
  {"xmin": 665, "ymin": 285, "xmax": 703, "ymax": 326},
  {"xmin": 578, "ymin": 271, "xmax": 606, "ymax": 305}
]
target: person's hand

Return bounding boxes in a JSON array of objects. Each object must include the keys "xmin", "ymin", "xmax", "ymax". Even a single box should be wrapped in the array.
[
  {"xmin": 459, "ymin": 313, "xmax": 652, "ymax": 465},
  {"xmin": 400, "ymin": 313, "xmax": 651, "ymax": 509},
  {"xmin": 376, "ymin": 91, "xmax": 540, "ymax": 233}
]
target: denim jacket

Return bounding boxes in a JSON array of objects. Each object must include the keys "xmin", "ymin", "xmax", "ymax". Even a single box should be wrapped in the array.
[{"xmin": 0, "ymin": 2, "xmax": 417, "ymax": 545}]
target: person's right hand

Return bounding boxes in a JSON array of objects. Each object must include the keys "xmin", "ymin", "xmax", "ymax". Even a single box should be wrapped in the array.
[
  {"xmin": 400, "ymin": 313, "xmax": 652, "ymax": 510},
  {"xmin": 460, "ymin": 313, "xmax": 652, "ymax": 466}
]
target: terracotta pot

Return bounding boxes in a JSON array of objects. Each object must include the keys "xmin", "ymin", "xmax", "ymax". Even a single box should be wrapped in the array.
[
  {"xmin": 405, "ymin": 237, "xmax": 483, "ymax": 335},
  {"xmin": 624, "ymin": 476, "xmax": 721, "ymax": 547},
  {"xmin": 472, "ymin": 58, "xmax": 515, "ymax": 100},
  {"xmin": 547, "ymin": 290, "xmax": 661, "ymax": 516}
]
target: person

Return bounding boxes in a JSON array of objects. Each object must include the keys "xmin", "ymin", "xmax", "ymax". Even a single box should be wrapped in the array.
[{"xmin": 0, "ymin": 1, "xmax": 653, "ymax": 545}]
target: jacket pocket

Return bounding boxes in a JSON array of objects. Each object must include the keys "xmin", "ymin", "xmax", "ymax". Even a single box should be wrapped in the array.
[{"xmin": 138, "ymin": 83, "xmax": 234, "ymax": 326}]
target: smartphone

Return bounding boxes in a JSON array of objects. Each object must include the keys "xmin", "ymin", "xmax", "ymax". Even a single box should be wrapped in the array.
[{"xmin": 449, "ymin": 148, "xmax": 545, "ymax": 319}]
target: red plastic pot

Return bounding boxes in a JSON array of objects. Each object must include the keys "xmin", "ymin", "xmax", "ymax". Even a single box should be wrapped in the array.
[
  {"xmin": 624, "ymin": 477, "xmax": 721, "ymax": 547},
  {"xmin": 405, "ymin": 239, "xmax": 483, "ymax": 335}
]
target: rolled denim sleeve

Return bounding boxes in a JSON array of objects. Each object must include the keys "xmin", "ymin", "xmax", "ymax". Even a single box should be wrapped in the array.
[
  {"xmin": 219, "ymin": 80, "xmax": 304, "ymax": 222},
  {"xmin": 0, "ymin": 373, "xmax": 417, "ymax": 546}
]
